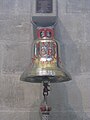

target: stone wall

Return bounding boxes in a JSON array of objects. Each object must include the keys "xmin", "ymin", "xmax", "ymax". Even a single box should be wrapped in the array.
[{"xmin": 0, "ymin": 0, "xmax": 90, "ymax": 120}]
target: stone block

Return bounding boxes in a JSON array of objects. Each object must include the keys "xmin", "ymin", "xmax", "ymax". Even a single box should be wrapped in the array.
[
  {"xmin": 57, "ymin": 0, "xmax": 67, "ymax": 14},
  {"xmin": 0, "ymin": 0, "xmax": 15, "ymax": 14},
  {"xmin": 0, "ymin": 111, "xmax": 40, "ymax": 120},
  {"xmin": 49, "ymin": 111, "xmax": 85, "ymax": 120},
  {"xmin": 2, "ymin": 42, "xmax": 31, "ymax": 74},
  {"xmin": 50, "ymin": 111, "xmax": 90, "ymax": 120},
  {"xmin": 66, "ymin": 0, "xmax": 90, "ymax": 13},
  {"xmin": 0, "ymin": 75, "xmax": 41, "ymax": 110},
  {"xmin": 84, "ymin": 0, "xmax": 90, "ymax": 12},
  {"xmin": 0, "ymin": 0, "xmax": 31, "ymax": 14},
  {"xmin": 57, "ymin": 14, "xmax": 85, "ymax": 43},
  {"xmin": 66, "ymin": 0, "xmax": 83, "ymax": 13},
  {"xmin": 14, "ymin": 0, "xmax": 31, "ymax": 14},
  {"xmin": 79, "ymin": 43, "xmax": 90, "ymax": 72},
  {"xmin": 49, "ymin": 82, "xmax": 82, "ymax": 112},
  {"xmin": 66, "ymin": 73, "xmax": 90, "ymax": 112},
  {"xmin": 64, "ymin": 43, "xmax": 81, "ymax": 75},
  {"xmin": 0, "ymin": 75, "xmax": 24, "ymax": 109},
  {"xmin": 0, "ymin": 44, "xmax": 2, "ymax": 74},
  {"xmin": 85, "ymin": 14, "xmax": 90, "ymax": 43},
  {"xmin": 0, "ymin": 17, "xmax": 31, "ymax": 42},
  {"xmin": 21, "ymin": 82, "xmax": 41, "ymax": 110}
]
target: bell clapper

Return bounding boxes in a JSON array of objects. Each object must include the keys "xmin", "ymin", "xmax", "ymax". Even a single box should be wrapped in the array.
[{"xmin": 40, "ymin": 81, "xmax": 51, "ymax": 120}]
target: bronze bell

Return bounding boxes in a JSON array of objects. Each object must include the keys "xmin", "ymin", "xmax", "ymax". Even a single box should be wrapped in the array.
[{"xmin": 20, "ymin": 27, "xmax": 72, "ymax": 83}]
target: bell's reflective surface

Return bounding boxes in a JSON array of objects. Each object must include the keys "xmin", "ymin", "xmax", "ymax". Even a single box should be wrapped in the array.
[{"xmin": 20, "ymin": 38, "xmax": 72, "ymax": 83}]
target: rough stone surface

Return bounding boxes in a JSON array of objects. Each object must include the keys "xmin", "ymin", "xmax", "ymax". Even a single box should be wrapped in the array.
[
  {"xmin": 0, "ymin": 0, "xmax": 90, "ymax": 120},
  {"xmin": 0, "ymin": 112, "xmax": 40, "ymax": 120},
  {"xmin": 0, "ymin": 0, "xmax": 31, "ymax": 14},
  {"xmin": 66, "ymin": 0, "xmax": 83, "ymax": 13},
  {"xmin": 0, "ymin": 44, "xmax": 2, "ymax": 74},
  {"xmin": 85, "ymin": 14, "xmax": 90, "ymax": 43},
  {"xmin": 0, "ymin": 75, "xmax": 41, "ymax": 119},
  {"xmin": 2, "ymin": 42, "xmax": 31, "ymax": 74},
  {"xmin": 66, "ymin": 0, "xmax": 90, "ymax": 13},
  {"xmin": 0, "ymin": 17, "xmax": 31, "ymax": 42}
]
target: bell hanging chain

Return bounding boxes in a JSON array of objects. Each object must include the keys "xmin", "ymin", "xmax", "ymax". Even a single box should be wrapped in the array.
[{"xmin": 40, "ymin": 81, "xmax": 51, "ymax": 120}]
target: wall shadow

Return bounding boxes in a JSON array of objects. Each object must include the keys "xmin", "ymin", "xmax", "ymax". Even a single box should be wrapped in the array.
[
  {"xmin": 47, "ymin": 19, "xmax": 90, "ymax": 120},
  {"xmin": 55, "ymin": 19, "xmax": 81, "ymax": 76},
  {"xmin": 48, "ymin": 82, "xmax": 90, "ymax": 120}
]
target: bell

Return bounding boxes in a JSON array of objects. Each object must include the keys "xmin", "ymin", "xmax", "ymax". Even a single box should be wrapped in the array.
[{"xmin": 20, "ymin": 34, "xmax": 72, "ymax": 83}]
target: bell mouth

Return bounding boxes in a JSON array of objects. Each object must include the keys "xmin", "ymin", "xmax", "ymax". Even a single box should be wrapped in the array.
[
  {"xmin": 20, "ymin": 66, "xmax": 72, "ymax": 83},
  {"xmin": 20, "ymin": 74, "xmax": 72, "ymax": 83}
]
